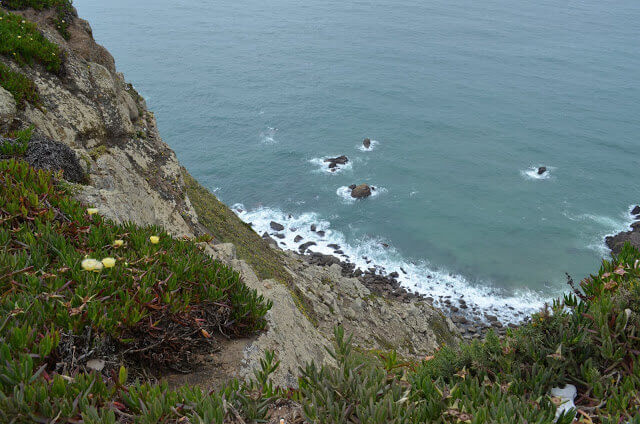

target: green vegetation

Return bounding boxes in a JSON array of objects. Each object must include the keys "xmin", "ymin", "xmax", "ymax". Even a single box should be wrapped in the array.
[
  {"xmin": 2, "ymin": 0, "xmax": 75, "ymax": 40},
  {"xmin": 0, "ymin": 10, "xmax": 62, "ymax": 73},
  {"xmin": 0, "ymin": 125, "xmax": 32, "ymax": 156},
  {"xmin": 0, "ymin": 62, "xmax": 39, "ymax": 108},
  {"xmin": 182, "ymin": 169, "xmax": 292, "ymax": 285},
  {"xmin": 183, "ymin": 169, "xmax": 326, "ymax": 327},
  {"xmin": 2, "ymin": 160, "xmax": 639, "ymax": 422},
  {"xmin": 0, "ymin": 159, "xmax": 278, "ymax": 422},
  {"xmin": 297, "ymin": 246, "xmax": 640, "ymax": 423}
]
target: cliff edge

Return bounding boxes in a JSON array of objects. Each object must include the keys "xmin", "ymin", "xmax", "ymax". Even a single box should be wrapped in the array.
[{"xmin": 0, "ymin": 3, "xmax": 458, "ymax": 389}]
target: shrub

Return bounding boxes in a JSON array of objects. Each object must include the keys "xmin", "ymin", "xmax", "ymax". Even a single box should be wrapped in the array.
[
  {"xmin": 0, "ymin": 10, "xmax": 62, "ymax": 73},
  {"xmin": 298, "ymin": 246, "xmax": 640, "ymax": 423},
  {"xmin": 0, "ymin": 62, "xmax": 39, "ymax": 107},
  {"xmin": 0, "ymin": 125, "xmax": 32, "ymax": 155},
  {"xmin": 0, "ymin": 159, "xmax": 277, "ymax": 421}
]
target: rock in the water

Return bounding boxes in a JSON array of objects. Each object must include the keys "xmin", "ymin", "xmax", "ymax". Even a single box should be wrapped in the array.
[
  {"xmin": 270, "ymin": 221, "xmax": 285, "ymax": 231},
  {"xmin": 324, "ymin": 155, "xmax": 349, "ymax": 165},
  {"xmin": 24, "ymin": 134, "xmax": 86, "ymax": 184},
  {"xmin": 537, "ymin": 166, "xmax": 547, "ymax": 175},
  {"xmin": 299, "ymin": 241, "xmax": 317, "ymax": 253},
  {"xmin": 310, "ymin": 224, "xmax": 317, "ymax": 232},
  {"xmin": 294, "ymin": 235, "xmax": 303, "ymax": 243},
  {"xmin": 363, "ymin": 138, "xmax": 371, "ymax": 149},
  {"xmin": 632, "ymin": 205, "xmax": 640, "ymax": 215},
  {"xmin": 316, "ymin": 231, "xmax": 325, "ymax": 237},
  {"xmin": 348, "ymin": 184, "xmax": 356, "ymax": 190},
  {"xmin": 351, "ymin": 184, "xmax": 372, "ymax": 199},
  {"xmin": 274, "ymin": 233, "xmax": 285, "ymax": 239}
]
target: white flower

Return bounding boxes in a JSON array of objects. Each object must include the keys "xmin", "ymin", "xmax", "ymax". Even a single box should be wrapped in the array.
[
  {"xmin": 101, "ymin": 257, "xmax": 116, "ymax": 268},
  {"xmin": 81, "ymin": 258, "xmax": 102, "ymax": 272}
]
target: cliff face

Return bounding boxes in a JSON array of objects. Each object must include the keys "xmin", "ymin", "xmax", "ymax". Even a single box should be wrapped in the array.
[{"xmin": 0, "ymin": 6, "xmax": 458, "ymax": 388}]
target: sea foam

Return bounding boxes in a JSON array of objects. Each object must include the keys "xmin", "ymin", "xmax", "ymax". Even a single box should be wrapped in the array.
[
  {"xmin": 233, "ymin": 205, "xmax": 549, "ymax": 324},
  {"xmin": 521, "ymin": 165, "xmax": 554, "ymax": 180}
]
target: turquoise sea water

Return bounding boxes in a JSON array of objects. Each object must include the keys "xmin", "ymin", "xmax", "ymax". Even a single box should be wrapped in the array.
[{"xmin": 76, "ymin": 0, "xmax": 640, "ymax": 320}]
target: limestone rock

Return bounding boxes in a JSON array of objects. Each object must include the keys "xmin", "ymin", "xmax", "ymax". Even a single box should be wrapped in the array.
[{"xmin": 0, "ymin": 87, "xmax": 16, "ymax": 127}]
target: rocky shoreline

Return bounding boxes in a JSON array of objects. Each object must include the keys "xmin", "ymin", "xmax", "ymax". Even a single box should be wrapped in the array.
[
  {"xmin": 260, "ymin": 224, "xmax": 524, "ymax": 340},
  {"xmin": 605, "ymin": 205, "xmax": 640, "ymax": 255}
]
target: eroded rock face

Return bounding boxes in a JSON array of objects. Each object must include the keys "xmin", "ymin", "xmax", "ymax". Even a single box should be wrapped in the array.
[
  {"xmin": 1, "ymin": 6, "xmax": 198, "ymax": 237},
  {"xmin": 0, "ymin": 87, "xmax": 16, "ymax": 129}
]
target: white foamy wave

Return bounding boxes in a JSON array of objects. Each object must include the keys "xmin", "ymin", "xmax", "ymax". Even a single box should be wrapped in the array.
[
  {"xmin": 309, "ymin": 157, "xmax": 353, "ymax": 174},
  {"xmin": 336, "ymin": 185, "xmax": 386, "ymax": 202},
  {"xmin": 564, "ymin": 206, "xmax": 636, "ymax": 257},
  {"xmin": 260, "ymin": 127, "xmax": 278, "ymax": 144},
  {"xmin": 234, "ymin": 206, "xmax": 548, "ymax": 323},
  {"xmin": 521, "ymin": 165, "xmax": 553, "ymax": 180},
  {"xmin": 358, "ymin": 139, "xmax": 379, "ymax": 152}
]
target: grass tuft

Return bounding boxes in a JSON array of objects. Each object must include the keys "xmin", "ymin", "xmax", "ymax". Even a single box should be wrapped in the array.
[{"xmin": 0, "ymin": 62, "xmax": 39, "ymax": 107}]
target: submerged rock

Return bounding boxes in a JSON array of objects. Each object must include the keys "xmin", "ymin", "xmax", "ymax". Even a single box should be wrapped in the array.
[{"xmin": 351, "ymin": 184, "xmax": 372, "ymax": 198}]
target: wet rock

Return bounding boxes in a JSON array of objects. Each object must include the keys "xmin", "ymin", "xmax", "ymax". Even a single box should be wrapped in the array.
[
  {"xmin": 270, "ymin": 221, "xmax": 285, "ymax": 231},
  {"xmin": 324, "ymin": 155, "xmax": 349, "ymax": 169},
  {"xmin": 310, "ymin": 224, "xmax": 317, "ymax": 232},
  {"xmin": 299, "ymin": 241, "xmax": 317, "ymax": 253},
  {"xmin": 328, "ymin": 244, "xmax": 340, "ymax": 250},
  {"xmin": 274, "ymin": 233, "xmax": 285, "ymax": 239},
  {"xmin": 294, "ymin": 235, "xmax": 303, "ymax": 243},
  {"xmin": 363, "ymin": 138, "xmax": 371, "ymax": 149},
  {"xmin": 632, "ymin": 205, "xmax": 640, "ymax": 215},
  {"xmin": 537, "ymin": 166, "xmax": 547, "ymax": 175},
  {"xmin": 316, "ymin": 231, "xmax": 325, "ymax": 237},
  {"xmin": 348, "ymin": 184, "xmax": 357, "ymax": 190},
  {"xmin": 351, "ymin": 184, "xmax": 372, "ymax": 199}
]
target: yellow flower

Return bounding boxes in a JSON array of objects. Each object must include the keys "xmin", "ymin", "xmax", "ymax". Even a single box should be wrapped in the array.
[
  {"xmin": 21, "ymin": 20, "xmax": 25, "ymax": 24},
  {"xmin": 149, "ymin": 236, "xmax": 160, "ymax": 244},
  {"xmin": 81, "ymin": 258, "xmax": 102, "ymax": 272},
  {"xmin": 113, "ymin": 239, "xmax": 124, "ymax": 247},
  {"xmin": 87, "ymin": 208, "xmax": 98, "ymax": 216},
  {"xmin": 101, "ymin": 257, "xmax": 116, "ymax": 268},
  {"xmin": 17, "ymin": 35, "xmax": 21, "ymax": 39}
]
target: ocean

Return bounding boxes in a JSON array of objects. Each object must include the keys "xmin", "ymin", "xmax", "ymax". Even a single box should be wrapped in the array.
[{"xmin": 75, "ymin": 0, "xmax": 640, "ymax": 321}]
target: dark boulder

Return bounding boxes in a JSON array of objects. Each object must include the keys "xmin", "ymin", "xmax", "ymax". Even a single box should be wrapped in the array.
[
  {"xmin": 632, "ymin": 205, "xmax": 640, "ymax": 215},
  {"xmin": 316, "ymin": 231, "xmax": 325, "ymax": 237},
  {"xmin": 348, "ymin": 184, "xmax": 356, "ymax": 190},
  {"xmin": 24, "ymin": 133, "xmax": 86, "ymax": 184},
  {"xmin": 298, "ymin": 241, "xmax": 317, "ymax": 253},
  {"xmin": 363, "ymin": 138, "xmax": 371, "ymax": 149},
  {"xmin": 270, "ymin": 221, "xmax": 285, "ymax": 231},
  {"xmin": 537, "ymin": 166, "xmax": 547, "ymax": 175},
  {"xmin": 351, "ymin": 184, "xmax": 372, "ymax": 198},
  {"xmin": 294, "ymin": 235, "xmax": 303, "ymax": 243},
  {"xmin": 324, "ymin": 155, "xmax": 349, "ymax": 165},
  {"xmin": 310, "ymin": 224, "xmax": 317, "ymax": 232}
]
